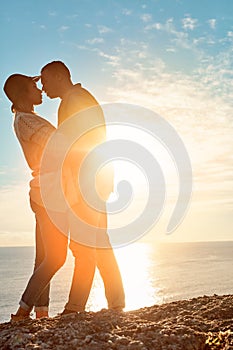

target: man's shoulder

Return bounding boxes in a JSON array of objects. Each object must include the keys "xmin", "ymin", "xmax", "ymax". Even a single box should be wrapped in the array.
[{"xmin": 65, "ymin": 84, "xmax": 98, "ymax": 104}]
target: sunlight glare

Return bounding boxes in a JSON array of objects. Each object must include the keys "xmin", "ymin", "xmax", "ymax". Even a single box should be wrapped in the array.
[{"xmin": 86, "ymin": 243, "xmax": 162, "ymax": 311}]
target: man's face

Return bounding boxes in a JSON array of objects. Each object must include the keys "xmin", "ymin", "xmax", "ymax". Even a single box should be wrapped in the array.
[{"xmin": 41, "ymin": 69, "xmax": 60, "ymax": 99}]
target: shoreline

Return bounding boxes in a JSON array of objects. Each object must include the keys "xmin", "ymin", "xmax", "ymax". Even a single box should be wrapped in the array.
[{"xmin": 1, "ymin": 294, "xmax": 233, "ymax": 349}]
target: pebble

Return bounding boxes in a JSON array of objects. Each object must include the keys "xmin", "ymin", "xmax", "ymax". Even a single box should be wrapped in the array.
[{"xmin": 0, "ymin": 294, "xmax": 232, "ymax": 350}]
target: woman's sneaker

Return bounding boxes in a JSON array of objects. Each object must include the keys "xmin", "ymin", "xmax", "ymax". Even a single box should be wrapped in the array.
[{"xmin": 10, "ymin": 313, "xmax": 31, "ymax": 322}]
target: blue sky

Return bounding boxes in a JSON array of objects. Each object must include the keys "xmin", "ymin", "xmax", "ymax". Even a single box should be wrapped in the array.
[{"xmin": 0, "ymin": 0, "xmax": 232, "ymax": 246}]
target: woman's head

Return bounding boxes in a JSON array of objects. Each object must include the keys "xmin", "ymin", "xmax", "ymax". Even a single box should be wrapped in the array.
[{"xmin": 3, "ymin": 74, "xmax": 42, "ymax": 112}]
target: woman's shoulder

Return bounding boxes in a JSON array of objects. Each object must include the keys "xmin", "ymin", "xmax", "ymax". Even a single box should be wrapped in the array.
[
  {"xmin": 15, "ymin": 112, "xmax": 55, "ymax": 134},
  {"xmin": 16, "ymin": 111, "xmax": 54, "ymax": 126}
]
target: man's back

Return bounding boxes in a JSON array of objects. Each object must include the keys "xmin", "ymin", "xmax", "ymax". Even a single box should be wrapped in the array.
[
  {"xmin": 58, "ymin": 83, "xmax": 102, "ymax": 126},
  {"xmin": 58, "ymin": 83, "xmax": 113, "ymax": 201}
]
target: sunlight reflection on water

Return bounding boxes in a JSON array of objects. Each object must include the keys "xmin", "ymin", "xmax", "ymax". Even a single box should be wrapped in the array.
[
  {"xmin": 49, "ymin": 242, "xmax": 161, "ymax": 316},
  {"xmin": 2, "ymin": 241, "xmax": 233, "ymax": 322},
  {"xmin": 87, "ymin": 243, "xmax": 161, "ymax": 312}
]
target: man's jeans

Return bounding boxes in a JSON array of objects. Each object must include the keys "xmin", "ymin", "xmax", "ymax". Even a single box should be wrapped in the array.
[{"xmin": 20, "ymin": 200, "xmax": 125, "ymax": 312}]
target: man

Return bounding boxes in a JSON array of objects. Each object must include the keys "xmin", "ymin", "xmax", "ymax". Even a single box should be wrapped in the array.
[{"xmin": 41, "ymin": 61, "xmax": 125, "ymax": 313}]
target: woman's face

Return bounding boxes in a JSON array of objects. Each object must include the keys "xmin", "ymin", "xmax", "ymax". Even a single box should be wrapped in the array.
[{"xmin": 27, "ymin": 80, "xmax": 42, "ymax": 106}]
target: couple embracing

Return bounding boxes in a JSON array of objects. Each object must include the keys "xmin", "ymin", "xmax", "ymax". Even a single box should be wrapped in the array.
[{"xmin": 3, "ymin": 61, "xmax": 125, "ymax": 321}]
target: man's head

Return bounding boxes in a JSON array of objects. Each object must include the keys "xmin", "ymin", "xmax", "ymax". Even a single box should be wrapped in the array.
[{"xmin": 41, "ymin": 61, "xmax": 72, "ymax": 99}]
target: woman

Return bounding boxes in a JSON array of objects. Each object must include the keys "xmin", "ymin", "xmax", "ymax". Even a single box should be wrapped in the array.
[{"xmin": 3, "ymin": 74, "xmax": 68, "ymax": 321}]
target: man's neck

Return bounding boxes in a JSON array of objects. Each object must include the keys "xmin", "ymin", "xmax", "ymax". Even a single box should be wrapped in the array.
[{"xmin": 59, "ymin": 81, "xmax": 74, "ymax": 99}]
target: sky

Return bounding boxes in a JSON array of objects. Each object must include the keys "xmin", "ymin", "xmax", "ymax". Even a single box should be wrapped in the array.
[{"xmin": 0, "ymin": 0, "xmax": 232, "ymax": 246}]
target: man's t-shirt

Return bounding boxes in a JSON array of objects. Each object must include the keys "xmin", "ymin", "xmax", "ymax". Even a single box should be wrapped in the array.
[{"xmin": 57, "ymin": 84, "xmax": 113, "ymax": 201}]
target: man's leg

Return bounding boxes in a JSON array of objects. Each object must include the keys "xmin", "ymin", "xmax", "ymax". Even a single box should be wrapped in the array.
[
  {"xmin": 63, "ymin": 241, "xmax": 96, "ymax": 312},
  {"xmin": 96, "ymin": 211, "xmax": 125, "ymax": 310},
  {"xmin": 62, "ymin": 202, "xmax": 98, "ymax": 313}
]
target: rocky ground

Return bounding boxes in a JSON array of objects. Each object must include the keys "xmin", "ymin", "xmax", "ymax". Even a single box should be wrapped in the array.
[{"xmin": 0, "ymin": 294, "xmax": 233, "ymax": 350}]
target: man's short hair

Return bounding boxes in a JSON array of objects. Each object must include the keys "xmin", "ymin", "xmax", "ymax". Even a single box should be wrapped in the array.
[{"xmin": 41, "ymin": 61, "xmax": 71, "ymax": 79}]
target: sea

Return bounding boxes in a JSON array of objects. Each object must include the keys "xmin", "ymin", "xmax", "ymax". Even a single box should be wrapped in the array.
[{"xmin": 0, "ymin": 241, "xmax": 233, "ymax": 323}]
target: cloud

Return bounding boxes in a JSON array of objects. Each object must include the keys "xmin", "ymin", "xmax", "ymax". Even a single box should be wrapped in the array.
[
  {"xmin": 207, "ymin": 19, "xmax": 216, "ymax": 29},
  {"xmin": 141, "ymin": 14, "xmax": 152, "ymax": 23},
  {"xmin": 98, "ymin": 25, "xmax": 112, "ymax": 34},
  {"xmin": 58, "ymin": 25, "xmax": 69, "ymax": 32},
  {"xmin": 87, "ymin": 38, "xmax": 104, "ymax": 45},
  {"xmin": 95, "ymin": 40, "xmax": 233, "ymax": 214},
  {"xmin": 122, "ymin": 8, "xmax": 132, "ymax": 16},
  {"xmin": 0, "ymin": 182, "xmax": 34, "ymax": 242},
  {"xmin": 145, "ymin": 22, "xmax": 162, "ymax": 31},
  {"xmin": 166, "ymin": 47, "xmax": 176, "ymax": 53},
  {"xmin": 144, "ymin": 18, "xmax": 191, "ymax": 49},
  {"xmin": 98, "ymin": 50, "xmax": 120, "ymax": 67},
  {"xmin": 182, "ymin": 16, "xmax": 198, "ymax": 30},
  {"xmin": 193, "ymin": 159, "xmax": 233, "ymax": 210},
  {"xmin": 48, "ymin": 11, "xmax": 57, "ymax": 17}
]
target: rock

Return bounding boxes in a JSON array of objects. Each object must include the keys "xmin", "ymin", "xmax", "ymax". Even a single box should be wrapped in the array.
[
  {"xmin": 84, "ymin": 334, "xmax": 93, "ymax": 343},
  {"xmin": 0, "ymin": 294, "xmax": 233, "ymax": 350}
]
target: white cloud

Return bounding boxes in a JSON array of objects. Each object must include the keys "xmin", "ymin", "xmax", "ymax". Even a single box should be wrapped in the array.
[
  {"xmin": 98, "ymin": 51, "xmax": 120, "ymax": 67},
  {"xmin": 87, "ymin": 38, "xmax": 104, "ymax": 45},
  {"xmin": 207, "ymin": 19, "xmax": 216, "ymax": 29},
  {"xmin": 48, "ymin": 11, "xmax": 57, "ymax": 17},
  {"xmin": 145, "ymin": 17, "xmax": 171, "ymax": 32},
  {"xmin": 144, "ymin": 17, "xmax": 190, "ymax": 49},
  {"xmin": 227, "ymin": 31, "xmax": 233, "ymax": 37},
  {"xmin": 145, "ymin": 22, "xmax": 162, "ymax": 31},
  {"xmin": 0, "ymin": 182, "xmax": 34, "ymax": 246},
  {"xmin": 182, "ymin": 16, "xmax": 198, "ymax": 30},
  {"xmin": 141, "ymin": 14, "xmax": 152, "ymax": 23},
  {"xmin": 58, "ymin": 25, "xmax": 69, "ymax": 32},
  {"xmin": 103, "ymin": 56, "xmax": 233, "ymax": 237},
  {"xmin": 165, "ymin": 17, "xmax": 174, "ymax": 30},
  {"xmin": 193, "ymin": 37, "xmax": 205, "ymax": 46},
  {"xmin": 166, "ymin": 47, "xmax": 176, "ymax": 53},
  {"xmin": 98, "ymin": 25, "xmax": 112, "ymax": 34},
  {"xmin": 122, "ymin": 8, "xmax": 132, "ymax": 16},
  {"xmin": 98, "ymin": 41, "xmax": 232, "ymax": 173}
]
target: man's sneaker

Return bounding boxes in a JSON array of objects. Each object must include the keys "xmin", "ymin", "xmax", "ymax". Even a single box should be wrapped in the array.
[
  {"xmin": 109, "ymin": 306, "xmax": 124, "ymax": 312},
  {"xmin": 60, "ymin": 309, "xmax": 77, "ymax": 316}
]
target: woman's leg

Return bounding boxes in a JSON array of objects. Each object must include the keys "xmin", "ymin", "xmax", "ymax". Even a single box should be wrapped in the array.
[
  {"xmin": 33, "ymin": 220, "xmax": 50, "ymax": 317},
  {"xmin": 12, "ymin": 211, "xmax": 49, "ymax": 320},
  {"xmin": 18, "ymin": 203, "xmax": 68, "ymax": 313}
]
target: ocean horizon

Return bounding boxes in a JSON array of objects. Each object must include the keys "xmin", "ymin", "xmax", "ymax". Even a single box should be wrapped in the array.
[{"xmin": 1, "ymin": 240, "xmax": 233, "ymax": 323}]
